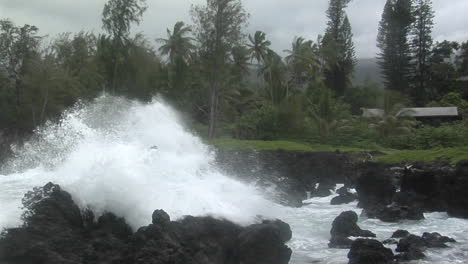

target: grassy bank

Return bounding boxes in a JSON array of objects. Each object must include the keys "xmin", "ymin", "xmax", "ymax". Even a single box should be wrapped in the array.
[
  {"xmin": 208, "ymin": 139, "xmax": 468, "ymax": 164},
  {"xmin": 208, "ymin": 138, "xmax": 383, "ymax": 152},
  {"xmin": 376, "ymin": 147, "xmax": 468, "ymax": 164}
]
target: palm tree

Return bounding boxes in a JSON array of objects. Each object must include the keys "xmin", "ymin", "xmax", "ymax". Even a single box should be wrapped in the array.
[
  {"xmin": 156, "ymin": 21, "xmax": 195, "ymax": 64},
  {"xmin": 231, "ymin": 45, "xmax": 250, "ymax": 79},
  {"xmin": 368, "ymin": 103, "xmax": 417, "ymax": 138},
  {"xmin": 284, "ymin": 37, "xmax": 322, "ymax": 91},
  {"xmin": 157, "ymin": 21, "xmax": 195, "ymax": 99},
  {"xmin": 260, "ymin": 49, "xmax": 287, "ymax": 105},
  {"xmin": 247, "ymin": 31, "xmax": 271, "ymax": 65},
  {"xmin": 307, "ymin": 88, "xmax": 349, "ymax": 143}
]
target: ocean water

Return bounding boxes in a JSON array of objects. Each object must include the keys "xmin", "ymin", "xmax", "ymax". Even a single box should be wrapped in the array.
[{"xmin": 1, "ymin": 96, "xmax": 467, "ymax": 263}]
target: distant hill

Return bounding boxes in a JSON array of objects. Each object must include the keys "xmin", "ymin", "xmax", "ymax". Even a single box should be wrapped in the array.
[
  {"xmin": 245, "ymin": 58, "xmax": 384, "ymax": 88},
  {"xmin": 353, "ymin": 58, "xmax": 383, "ymax": 87}
]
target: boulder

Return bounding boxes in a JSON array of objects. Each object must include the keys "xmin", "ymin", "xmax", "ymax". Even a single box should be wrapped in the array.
[
  {"xmin": 391, "ymin": 230, "xmax": 410, "ymax": 238},
  {"xmin": 347, "ymin": 239, "xmax": 394, "ymax": 264},
  {"xmin": 152, "ymin": 209, "xmax": 170, "ymax": 227},
  {"xmin": 395, "ymin": 232, "xmax": 456, "ymax": 261},
  {"xmin": 377, "ymin": 204, "xmax": 425, "ymax": 222},
  {"xmin": 422, "ymin": 232, "xmax": 456, "ymax": 248},
  {"xmin": 329, "ymin": 211, "xmax": 376, "ymax": 249},
  {"xmin": 238, "ymin": 220, "xmax": 292, "ymax": 264},
  {"xmin": 444, "ymin": 160, "xmax": 468, "ymax": 218},
  {"xmin": 331, "ymin": 188, "xmax": 357, "ymax": 205},
  {"xmin": 355, "ymin": 163, "xmax": 396, "ymax": 210}
]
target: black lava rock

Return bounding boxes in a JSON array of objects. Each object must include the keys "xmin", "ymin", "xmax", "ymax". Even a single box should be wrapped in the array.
[
  {"xmin": 331, "ymin": 188, "xmax": 357, "ymax": 205},
  {"xmin": 391, "ymin": 230, "xmax": 410, "ymax": 238},
  {"xmin": 0, "ymin": 183, "xmax": 293, "ymax": 264},
  {"xmin": 152, "ymin": 209, "xmax": 171, "ymax": 227},
  {"xmin": 329, "ymin": 211, "xmax": 376, "ymax": 249},
  {"xmin": 347, "ymin": 239, "xmax": 394, "ymax": 264},
  {"xmin": 378, "ymin": 204, "xmax": 425, "ymax": 222}
]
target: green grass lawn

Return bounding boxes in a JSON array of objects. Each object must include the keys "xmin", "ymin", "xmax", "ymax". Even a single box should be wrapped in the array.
[
  {"xmin": 208, "ymin": 139, "xmax": 468, "ymax": 164},
  {"xmin": 208, "ymin": 138, "xmax": 381, "ymax": 152},
  {"xmin": 376, "ymin": 147, "xmax": 468, "ymax": 164}
]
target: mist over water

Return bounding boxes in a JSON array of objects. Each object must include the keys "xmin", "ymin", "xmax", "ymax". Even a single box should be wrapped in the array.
[
  {"xmin": 0, "ymin": 95, "xmax": 280, "ymax": 230},
  {"xmin": 1, "ymin": 95, "xmax": 468, "ymax": 264}
]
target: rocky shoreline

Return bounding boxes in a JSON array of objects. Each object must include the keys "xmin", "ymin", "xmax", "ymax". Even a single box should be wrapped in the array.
[
  {"xmin": 2, "ymin": 149, "xmax": 468, "ymax": 264},
  {"xmin": 216, "ymin": 149, "xmax": 468, "ymax": 220},
  {"xmin": 216, "ymin": 149, "xmax": 468, "ymax": 263},
  {"xmin": 0, "ymin": 183, "xmax": 292, "ymax": 264}
]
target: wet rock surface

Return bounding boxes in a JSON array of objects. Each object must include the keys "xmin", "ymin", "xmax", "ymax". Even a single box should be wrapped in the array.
[
  {"xmin": 0, "ymin": 183, "xmax": 292, "ymax": 264},
  {"xmin": 331, "ymin": 187, "xmax": 357, "ymax": 205},
  {"xmin": 347, "ymin": 239, "xmax": 394, "ymax": 264},
  {"xmin": 395, "ymin": 232, "xmax": 456, "ymax": 261},
  {"xmin": 215, "ymin": 150, "xmax": 367, "ymax": 206},
  {"xmin": 354, "ymin": 160, "xmax": 468, "ymax": 221},
  {"xmin": 329, "ymin": 211, "xmax": 376, "ymax": 249}
]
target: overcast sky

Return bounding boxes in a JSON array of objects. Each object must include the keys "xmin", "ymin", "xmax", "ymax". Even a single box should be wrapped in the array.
[{"xmin": 1, "ymin": 0, "xmax": 467, "ymax": 58}]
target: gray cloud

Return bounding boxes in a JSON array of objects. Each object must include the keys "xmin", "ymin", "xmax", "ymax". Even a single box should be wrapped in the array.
[{"xmin": 0, "ymin": 0, "xmax": 467, "ymax": 58}]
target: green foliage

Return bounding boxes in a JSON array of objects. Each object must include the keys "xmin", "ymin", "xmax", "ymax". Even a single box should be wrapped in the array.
[
  {"xmin": 377, "ymin": 0, "xmax": 413, "ymax": 93},
  {"xmin": 384, "ymin": 122, "xmax": 468, "ymax": 150},
  {"xmin": 306, "ymin": 87, "xmax": 351, "ymax": 143},
  {"xmin": 377, "ymin": 147, "xmax": 468, "ymax": 164},
  {"xmin": 410, "ymin": 0, "xmax": 434, "ymax": 105},
  {"xmin": 343, "ymin": 84, "xmax": 384, "ymax": 115},
  {"xmin": 234, "ymin": 104, "xmax": 279, "ymax": 140},
  {"xmin": 427, "ymin": 92, "xmax": 468, "ymax": 116},
  {"xmin": 321, "ymin": 0, "xmax": 355, "ymax": 96}
]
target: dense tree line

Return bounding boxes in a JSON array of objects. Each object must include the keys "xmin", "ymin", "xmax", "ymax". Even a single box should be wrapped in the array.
[{"xmin": 1, "ymin": 0, "xmax": 468, "ymax": 148}]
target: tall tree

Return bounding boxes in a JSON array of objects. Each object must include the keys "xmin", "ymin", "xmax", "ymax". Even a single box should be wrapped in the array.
[
  {"xmin": 0, "ymin": 20, "xmax": 41, "ymax": 133},
  {"xmin": 285, "ymin": 37, "xmax": 322, "ymax": 92},
  {"xmin": 157, "ymin": 21, "xmax": 195, "ymax": 100},
  {"xmin": 377, "ymin": 0, "xmax": 414, "ymax": 94},
  {"xmin": 101, "ymin": 0, "xmax": 147, "ymax": 93},
  {"xmin": 459, "ymin": 41, "xmax": 468, "ymax": 76},
  {"xmin": 321, "ymin": 0, "xmax": 356, "ymax": 96},
  {"xmin": 191, "ymin": 0, "xmax": 248, "ymax": 138},
  {"xmin": 260, "ymin": 49, "xmax": 287, "ymax": 105},
  {"xmin": 410, "ymin": 0, "xmax": 435, "ymax": 105},
  {"xmin": 247, "ymin": 31, "xmax": 271, "ymax": 65},
  {"xmin": 157, "ymin": 21, "xmax": 195, "ymax": 64}
]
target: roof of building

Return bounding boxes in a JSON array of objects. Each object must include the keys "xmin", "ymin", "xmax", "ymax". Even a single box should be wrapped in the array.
[
  {"xmin": 362, "ymin": 108, "xmax": 385, "ymax": 118},
  {"xmin": 362, "ymin": 107, "xmax": 459, "ymax": 118}
]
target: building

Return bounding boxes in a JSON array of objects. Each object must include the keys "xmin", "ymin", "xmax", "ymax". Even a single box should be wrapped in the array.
[{"xmin": 362, "ymin": 107, "xmax": 461, "ymax": 126}]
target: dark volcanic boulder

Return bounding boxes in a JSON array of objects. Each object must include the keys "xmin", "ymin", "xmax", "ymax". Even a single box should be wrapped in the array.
[
  {"xmin": 238, "ymin": 220, "xmax": 292, "ymax": 264},
  {"xmin": 347, "ymin": 239, "xmax": 394, "ymax": 264},
  {"xmin": 395, "ymin": 234, "xmax": 427, "ymax": 261},
  {"xmin": 355, "ymin": 163, "xmax": 396, "ymax": 209},
  {"xmin": 443, "ymin": 160, "xmax": 468, "ymax": 218},
  {"xmin": 0, "ymin": 183, "xmax": 293, "ymax": 264},
  {"xmin": 391, "ymin": 230, "xmax": 410, "ymax": 238},
  {"xmin": 331, "ymin": 187, "xmax": 357, "ymax": 205},
  {"xmin": 329, "ymin": 211, "xmax": 376, "ymax": 249},
  {"xmin": 422, "ymin": 232, "xmax": 456, "ymax": 247},
  {"xmin": 395, "ymin": 232, "xmax": 456, "ymax": 261},
  {"xmin": 377, "ymin": 204, "xmax": 425, "ymax": 222}
]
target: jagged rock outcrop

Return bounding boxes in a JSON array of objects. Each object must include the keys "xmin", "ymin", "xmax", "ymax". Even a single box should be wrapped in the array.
[
  {"xmin": 331, "ymin": 187, "xmax": 357, "ymax": 205},
  {"xmin": 347, "ymin": 239, "xmax": 394, "ymax": 264},
  {"xmin": 355, "ymin": 162, "xmax": 396, "ymax": 210},
  {"xmin": 329, "ymin": 211, "xmax": 376, "ymax": 249},
  {"xmin": 215, "ymin": 150, "xmax": 368, "ymax": 206},
  {"xmin": 395, "ymin": 232, "xmax": 456, "ymax": 261},
  {"xmin": 0, "ymin": 183, "xmax": 292, "ymax": 264}
]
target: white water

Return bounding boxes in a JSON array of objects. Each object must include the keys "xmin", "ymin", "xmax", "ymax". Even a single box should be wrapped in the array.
[{"xmin": 1, "ymin": 96, "xmax": 468, "ymax": 264}]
